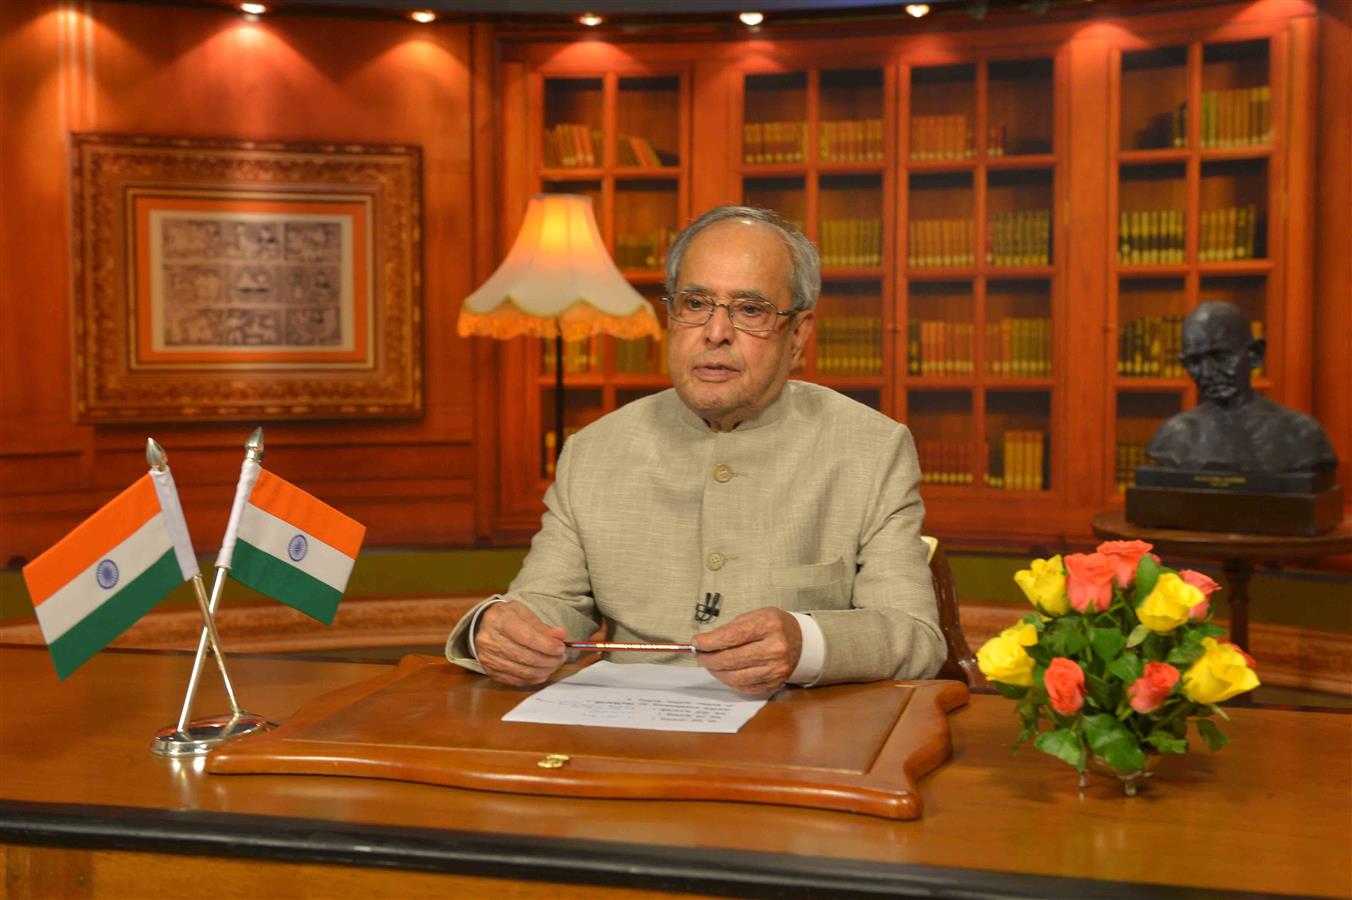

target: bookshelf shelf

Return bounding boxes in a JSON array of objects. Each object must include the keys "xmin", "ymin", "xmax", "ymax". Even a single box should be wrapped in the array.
[{"xmin": 491, "ymin": 3, "xmax": 1316, "ymax": 543}]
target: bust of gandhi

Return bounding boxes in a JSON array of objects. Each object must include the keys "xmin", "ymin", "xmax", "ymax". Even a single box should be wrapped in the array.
[{"xmin": 1146, "ymin": 301, "xmax": 1337, "ymax": 473}]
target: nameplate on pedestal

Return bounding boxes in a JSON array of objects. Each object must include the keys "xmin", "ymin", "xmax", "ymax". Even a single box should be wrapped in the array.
[
  {"xmin": 1125, "ymin": 484, "xmax": 1344, "ymax": 536},
  {"xmin": 1133, "ymin": 466, "xmax": 1335, "ymax": 495}
]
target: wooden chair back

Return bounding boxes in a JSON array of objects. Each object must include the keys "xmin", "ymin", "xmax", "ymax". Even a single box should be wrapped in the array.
[{"xmin": 923, "ymin": 538, "xmax": 985, "ymax": 688}]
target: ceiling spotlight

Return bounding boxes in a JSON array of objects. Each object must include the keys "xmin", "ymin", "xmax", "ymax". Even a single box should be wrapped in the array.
[
  {"xmin": 577, "ymin": 12, "xmax": 603, "ymax": 26},
  {"xmin": 409, "ymin": 10, "xmax": 436, "ymax": 23},
  {"xmin": 905, "ymin": 3, "xmax": 930, "ymax": 16},
  {"xmin": 238, "ymin": 2, "xmax": 267, "ymax": 14},
  {"xmin": 739, "ymin": 11, "xmax": 764, "ymax": 26}
]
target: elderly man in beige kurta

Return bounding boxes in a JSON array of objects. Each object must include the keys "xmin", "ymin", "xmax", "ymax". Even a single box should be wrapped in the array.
[{"xmin": 447, "ymin": 205, "xmax": 944, "ymax": 692}]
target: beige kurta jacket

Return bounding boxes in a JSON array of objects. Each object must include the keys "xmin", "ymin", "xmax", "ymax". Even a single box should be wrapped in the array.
[{"xmin": 446, "ymin": 381, "xmax": 945, "ymax": 684}]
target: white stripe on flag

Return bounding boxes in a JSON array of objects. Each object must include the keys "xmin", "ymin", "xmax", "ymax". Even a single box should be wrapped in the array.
[
  {"xmin": 216, "ymin": 458, "xmax": 262, "ymax": 570},
  {"xmin": 237, "ymin": 504, "xmax": 356, "ymax": 593},
  {"xmin": 150, "ymin": 466, "xmax": 199, "ymax": 581},
  {"xmin": 34, "ymin": 514, "xmax": 173, "ymax": 644}
]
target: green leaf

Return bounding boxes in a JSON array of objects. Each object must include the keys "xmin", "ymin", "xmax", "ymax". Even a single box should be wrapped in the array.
[
  {"xmin": 1145, "ymin": 730, "xmax": 1189, "ymax": 754},
  {"xmin": 1132, "ymin": 555, "xmax": 1162, "ymax": 603},
  {"xmin": 1034, "ymin": 727, "xmax": 1086, "ymax": 770},
  {"xmin": 1020, "ymin": 612, "xmax": 1043, "ymax": 627},
  {"xmin": 1062, "ymin": 627, "xmax": 1089, "ymax": 656},
  {"xmin": 1200, "ymin": 622, "xmax": 1226, "ymax": 637},
  {"xmin": 1195, "ymin": 717, "xmax": 1230, "ymax": 751},
  {"xmin": 1082, "ymin": 713, "xmax": 1146, "ymax": 772},
  {"xmin": 994, "ymin": 682, "xmax": 1029, "ymax": 700},
  {"xmin": 1089, "ymin": 626, "xmax": 1126, "ymax": 661},
  {"xmin": 1107, "ymin": 654, "xmax": 1144, "ymax": 684},
  {"xmin": 1125, "ymin": 624, "xmax": 1150, "ymax": 648},
  {"xmin": 1085, "ymin": 673, "xmax": 1117, "ymax": 710},
  {"xmin": 1026, "ymin": 643, "xmax": 1052, "ymax": 665},
  {"xmin": 1167, "ymin": 643, "xmax": 1206, "ymax": 666}
]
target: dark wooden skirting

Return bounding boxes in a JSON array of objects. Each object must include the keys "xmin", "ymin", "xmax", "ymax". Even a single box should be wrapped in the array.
[{"xmin": 0, "ymin": 596, "xmax": 1346, "ymax": 696}]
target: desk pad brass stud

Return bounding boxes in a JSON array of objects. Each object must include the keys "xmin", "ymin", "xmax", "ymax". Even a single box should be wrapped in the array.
[{"xmin": 538, "ymin": 753, "xmax": 570, "ymax": 769}]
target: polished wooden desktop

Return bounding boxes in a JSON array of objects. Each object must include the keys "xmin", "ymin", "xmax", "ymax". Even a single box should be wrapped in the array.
[{"xmin": 1, "ymin": 646, "xmax": 1349, "ymax": 898}]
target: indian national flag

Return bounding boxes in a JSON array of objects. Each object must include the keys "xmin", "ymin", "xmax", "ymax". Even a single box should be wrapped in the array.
[
  {"xmin": 216, "ymin": 460, "xmax": 365, "ymax": 624},
  {"xmin": 22, "ymin": 469, "xmax": 199, "ymax": 680}
]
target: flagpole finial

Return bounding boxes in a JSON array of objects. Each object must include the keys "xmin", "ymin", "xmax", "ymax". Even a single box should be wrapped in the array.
[
  {"xmin": 246, "ymin": 427, "xmax": 264, "ymax": 462},
  {"xmin": 146, "ymin": 438, "xmax": 168, "ymax": 471}
]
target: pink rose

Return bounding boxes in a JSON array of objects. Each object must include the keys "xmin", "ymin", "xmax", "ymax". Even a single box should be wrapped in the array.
[
  {"xmin": 1128, "ymin": 661, "xmax": 1181, "ymax": 713},
  {"xmin": 1180, "ymin": 569, "xmax": 1221, "ymax": 621},
  {"xmin": 1064, "ymin": 552, "xmax": 1115, "ymax": 612},
  {"xmin": 1044, "ymin": 658, "xmax": 1086, "ymax": 716},
  {"xmin": 1096, "ymin": 540, "xmax": 1155, "ymax": 589}
]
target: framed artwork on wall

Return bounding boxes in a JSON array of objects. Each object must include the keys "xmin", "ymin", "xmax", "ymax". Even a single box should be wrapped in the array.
[{"xmin": 71, "ymin": 134, "xmax": 422, "ymax": 422}]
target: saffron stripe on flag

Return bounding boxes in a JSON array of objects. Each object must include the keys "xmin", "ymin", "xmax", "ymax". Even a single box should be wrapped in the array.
[
  {"xmin": 46, "ymin": 550, "xmax": 182, "ymax": 680},
  {"xmin": 32, "ymin": 513, "xmax": 177, "ymax": 644},
  {"xmin": 23, "ymin": 476, "xmax": 161, "ymax": 606},
  {"xmin": 232, "ymin": 540, "xmax": 343, "ymax": 624},
  {"xmin": 247, "ymin": 470, "xmax": 364, "ymax": 559}
]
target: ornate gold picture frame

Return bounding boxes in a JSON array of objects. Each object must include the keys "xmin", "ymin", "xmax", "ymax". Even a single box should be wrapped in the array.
[{"xmin": 71, "ymin": 134, "xmax": 422, "ymax": 422}]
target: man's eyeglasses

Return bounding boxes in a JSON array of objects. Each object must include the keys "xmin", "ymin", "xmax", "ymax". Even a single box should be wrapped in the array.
[{"xmin": 661, "ymin": 292, "xmax": 796, "ymax": 333}]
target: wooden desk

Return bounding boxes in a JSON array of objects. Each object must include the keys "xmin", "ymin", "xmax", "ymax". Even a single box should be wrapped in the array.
[
  {"xmin": 2, "ymin": 646, "xmax": 1349, "ymax": 898},
  {"xmin": 1092, "ymin": 509, "xmax": 1352, "ymax": 652}
]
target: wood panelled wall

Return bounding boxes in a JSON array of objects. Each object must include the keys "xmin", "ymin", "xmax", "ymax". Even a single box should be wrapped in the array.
[{"xmin": 0, "ymin": 1, "xmax": 489, "ymax": 563}]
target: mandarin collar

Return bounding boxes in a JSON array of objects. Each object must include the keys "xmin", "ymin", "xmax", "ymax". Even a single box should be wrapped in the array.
[{"xmin": 673, "ymin": 381, "xmax": 795, "ymax": 434}]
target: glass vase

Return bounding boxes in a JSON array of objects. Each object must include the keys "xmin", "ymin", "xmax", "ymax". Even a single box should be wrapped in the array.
[{"xmin": 1081, "ymin": 751, "xmax": 1161, "ymax": 797}]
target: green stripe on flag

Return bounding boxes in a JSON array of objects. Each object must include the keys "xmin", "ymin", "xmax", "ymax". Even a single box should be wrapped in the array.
[
  {"xmin": 46, "ymin": 550, "xmax": 182, "ymax": 681},
  {"xmin": 232, "ymin": 539, "xmax": 342, "ymax": 624}
]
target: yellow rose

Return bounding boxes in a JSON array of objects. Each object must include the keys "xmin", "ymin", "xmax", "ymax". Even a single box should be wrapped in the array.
[
  {"xmin": 1014, "ymin": 555, "xmax": 1068, "ymax": 616},
  {"xmin": 1136, "ymin": 572, "xmax": 1203, "ymax": 634},
  {"xmin": 1183, "ymin": 637, "xmax": 1261, "ymax": 704},
  {"xmin": 977, "ymin": 622, "xmax": 1039, "ymax": 686}
]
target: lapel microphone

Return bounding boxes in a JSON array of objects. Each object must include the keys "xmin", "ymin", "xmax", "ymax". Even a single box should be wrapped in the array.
[{"xmin": 694, "ymin": 591, "xmax": 722, "ymax": 623}]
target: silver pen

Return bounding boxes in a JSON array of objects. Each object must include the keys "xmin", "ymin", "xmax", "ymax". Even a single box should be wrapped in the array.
[{"xmin": 565, "ymin": 641, "xmax": 698, "ymax": 654}]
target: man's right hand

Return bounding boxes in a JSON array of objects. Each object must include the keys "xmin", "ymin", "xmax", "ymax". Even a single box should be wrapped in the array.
[{"xmin": 474, "ymin": 600, "xmax": 568, "ymax": 687}]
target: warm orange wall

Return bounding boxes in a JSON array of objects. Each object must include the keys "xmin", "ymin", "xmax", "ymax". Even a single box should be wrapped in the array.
[{"xmin": 0, "ymin": 1, "xmax": 483, "ymax": 562}]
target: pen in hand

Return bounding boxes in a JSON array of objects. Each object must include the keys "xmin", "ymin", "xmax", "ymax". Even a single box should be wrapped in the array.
[{"xmin": 564, "ymin": 641, "xmax": 698, "ymax": 654}]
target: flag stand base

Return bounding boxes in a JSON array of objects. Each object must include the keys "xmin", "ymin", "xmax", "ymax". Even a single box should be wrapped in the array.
[{"xmin": 150, "ymin": 712, "xmax": 274, "ymax": 757}]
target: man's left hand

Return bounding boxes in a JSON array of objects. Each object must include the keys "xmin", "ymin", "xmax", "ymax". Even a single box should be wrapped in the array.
[{"xmin": 692, "ymin": 607, "xmax": 802, "ymax": 694}]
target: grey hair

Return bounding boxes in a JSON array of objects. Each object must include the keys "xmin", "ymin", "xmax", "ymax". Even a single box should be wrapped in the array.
[{"xmin": 664, "ymin": 205, "xmax": 822, "ymax": 312}]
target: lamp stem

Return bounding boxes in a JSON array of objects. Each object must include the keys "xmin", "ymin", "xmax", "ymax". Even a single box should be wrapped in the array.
[{"xmin": 555, "ymin": 328, "xmax": 565, "ymax": 470}]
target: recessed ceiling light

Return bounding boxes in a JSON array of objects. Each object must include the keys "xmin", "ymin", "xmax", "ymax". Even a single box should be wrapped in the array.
[
  {"xmin": 905, "ymin": 3, "xmax": 931, "ymax": 16},
  {"xmin": 739, "ymin": 11, "xmax": 764, "ymax": 26},
  {"xmin": 577, "ymin": 12, "xmax": 603, "ymax": 27},
  {"xmin": 238, "ymin": 2, "xmax": 267, "ymax": 14},
  {"xmin": 409, "ymin": 10, "xmax": 436, "ymax": 23}
]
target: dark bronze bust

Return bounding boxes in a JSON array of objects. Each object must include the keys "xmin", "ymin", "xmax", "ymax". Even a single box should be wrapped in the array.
[{"xmin": 1146, "ymin": 301, "xmax": 1337, "ymax": 473}]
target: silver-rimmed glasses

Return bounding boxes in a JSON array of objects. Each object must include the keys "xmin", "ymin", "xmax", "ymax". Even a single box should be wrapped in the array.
[{"xmin": 662, "ymin": 292, "xmax": 797, "ymax": 333}]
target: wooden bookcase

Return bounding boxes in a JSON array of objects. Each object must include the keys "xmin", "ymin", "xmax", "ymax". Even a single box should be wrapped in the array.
[{"xmin": 488, "ymin": 2, "xmax": 1317, "ymax": 548}]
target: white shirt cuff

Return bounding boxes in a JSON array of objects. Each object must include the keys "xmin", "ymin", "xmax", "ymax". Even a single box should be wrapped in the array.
[
  {"xmin": 466, "ymin": 596, "xmax": 507, "ymax": 661},
  {"xmin": 787, "ymin": 612, "xmax": 825, "ymax": 686}
]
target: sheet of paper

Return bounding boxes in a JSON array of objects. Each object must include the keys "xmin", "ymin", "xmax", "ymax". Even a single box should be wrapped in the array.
[{"xmin": 501, "ymin": 661, "xmax": 771, "ymax": 733}]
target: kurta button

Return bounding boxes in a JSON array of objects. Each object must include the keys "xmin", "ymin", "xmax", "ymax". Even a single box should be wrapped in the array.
[
  {"xmin": 706, "ymin": 552, "xmax": 725, "ymax": 571},
  {"xmin": 713, "ymin": 463, "xmax": 733, "ymax": 483}
]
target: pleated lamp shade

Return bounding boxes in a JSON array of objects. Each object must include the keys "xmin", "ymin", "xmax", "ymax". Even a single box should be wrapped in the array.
[{"xmin": 458, "ymin": 194, "xmax": 661, "ymax": 342}]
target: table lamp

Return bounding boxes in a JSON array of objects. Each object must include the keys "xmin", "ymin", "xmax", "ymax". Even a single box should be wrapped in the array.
[{"xmin": 459, "ymin": 194, "xmax": 662, "ymax": 468}]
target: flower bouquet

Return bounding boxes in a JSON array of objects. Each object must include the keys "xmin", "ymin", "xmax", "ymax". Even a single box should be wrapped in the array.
[{"xmin": 977, "ymin": 540, "xmax": 1260, "ymax": 794}]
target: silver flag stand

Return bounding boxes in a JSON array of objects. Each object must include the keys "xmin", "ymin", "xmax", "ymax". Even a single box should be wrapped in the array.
[{"xmin": 150, "ymin": 432, "xmax": 273, "ymax": 757}]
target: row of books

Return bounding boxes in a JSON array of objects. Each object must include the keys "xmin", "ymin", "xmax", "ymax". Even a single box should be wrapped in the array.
[
  {"xmin": 907, "ymin": 321, "xmax": 975, "ymax": 375},
  {"xmin": 614, "ymin": 228, "xmax": 676, "ymax": 271},
  {"xmin": 820, "ymin": 218, "xmax": 883, "ymax": 267},
  {"xmin": 986, "ymin": 318, "xmax": 1052, "ymax": 376},
  {"xmin": 909, "ymin": 115, "xmax": 973, "ymax": 161},
  {"xmin": 615, "ymin": 335, "xmax": 668, "ymax": 375},
  {"xmin": 1117, "ymin": 317, "xmax": 1264, "ymax": 378},
  {"xmin": 1118, "ymin": 209, "xmax": 1185, "ymax": 265},
  {"xmin": 908, "ymin": 219, "xmax": 974, "ymax": 268},
  {"xmin": 1164, "ymin": 87, "xmax": 1272, "ymax": 149},
  {"xmin": 819, "ymin": 120, "xmax": 885, "ymax": 162},
  {"xmin": 542, "ymin": 123, "xmax": 602, "ymax": 168},
  {"xmin": 1114, "ymin": 441, "xmax": 1148, "ymax": 492},
  {"xmin": 904, "ymin": 318, "xmax": 1053, "ymax": 377},
  {"xmin": 615, "ymin": 134, "xmax": 669, "ymax": 167},
  {"xmin": 542, "ymin": 337, "xmax": 600, "ymax": 375},
  {"xmin": 918, "ymin": 441, "xmax": 976, "ymax": 485},
  {"xmin": 985, "ymin": 430, "xmax": 1048, "ymax": 491},
  {"xmin": 743, "ymin": 121, "xmax": 807, "ymax": 164},
  {"xmin": 1117, "ymin": 315, "xmax": 1185, "ymax": 378},
  {"xmin": 987, "ymin": 210, "xmax": 1052, "ymax": 268},
  {"xmin": 1198, "ymin": 205, "xmax": 1260, "ymax": 261},
  {"xmin": 815, "ymin": 316, "xmax": 883, "ymax": 376}
]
